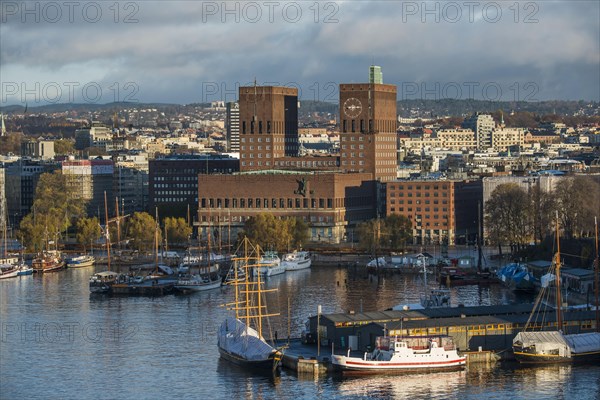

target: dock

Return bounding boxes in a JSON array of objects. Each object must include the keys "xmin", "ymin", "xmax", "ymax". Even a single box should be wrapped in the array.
[{"xmin": 277, "ymin": 339, "xmax": 498, "ymax": 376}]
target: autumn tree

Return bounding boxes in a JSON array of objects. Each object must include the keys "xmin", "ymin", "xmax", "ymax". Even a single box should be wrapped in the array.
[
  {"xmin": 358, "ymin": 215, "xmax": 413, "ymax": 253},
  {"xmin": 164, "ymin": 217, "xmax": 192, "ymax": 245},
  {"xmin": 0, "ymin": 132, "xmax": 23, "ymax": 154},
  {"xmin": 127, "ymin": 212, "xmax": 160, "ymax": 252},
  {"xmin": 76, "ymin": 217, "xmax": 102, "ymax": 253},
  {"xmin": 485, "ymin": 183, "xmax": 531, "ymax": 255},
  {"xmin": 239, "ymin": 213, "xmax": 309, "ymax": 253},
  {"xmin": 53, "ymin": 139, "xmax": 75, "ymax": 155},
  {"xmin": 555, "ymin": 176, "xmax": 600, "ymax": 239},
  {"xmin": 528, "ymin": 183, "xmax": 557, "ymax": 244},
  {"xmin": 18, "ymin": 172, "xmax": 87, "ymax": 251},
  {"xmin": 382, "ymin": 214, "xmax": 413, "ymax": 250}
]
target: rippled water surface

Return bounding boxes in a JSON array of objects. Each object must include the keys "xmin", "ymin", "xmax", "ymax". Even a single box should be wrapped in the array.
[{"xmin": 1, "ymin": 265, "xmax": 599, "ymax": 399}]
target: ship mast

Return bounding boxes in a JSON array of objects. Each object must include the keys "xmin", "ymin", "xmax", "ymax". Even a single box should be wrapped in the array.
[
  {"xmin": 595, "ymin": 216, "xmax": 599, "ymax": 333},
  {"xmin": 154, "ymin": 208, "xmax": 159, "ymax": 275},
  {"xmin": 555, "ymin": 212, "xmax": 563, "ymax": 332},
  {"xmin": 104, "ymin": 191, "xmax": 111, "ymax": 272}
]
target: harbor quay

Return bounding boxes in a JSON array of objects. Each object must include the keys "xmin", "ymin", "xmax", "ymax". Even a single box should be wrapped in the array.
[{"xmin": 300, "ymin": 304, "xmax": 599, "ymax": 366}]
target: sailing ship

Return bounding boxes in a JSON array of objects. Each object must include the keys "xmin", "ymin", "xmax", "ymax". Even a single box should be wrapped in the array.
[
  {"xmin": 512, "ymin": 214, "xmax": 600, "ymax": 363},
  {"xmin": 32, "ymin": 250, "xmax": 64, "ymax": 273},
  {"xmin": 218, "ymin": 238, "xmax": 283, "ymax": 373},
  {"xmin": 175, "ymin": 217, "xmax": 221, "ymax": 292},
  {"xmin": 110, "ymin": 209, "xmax": 175, "ymax": 296},
  {"xmin": 89, "ymin": 191, "xmax": 119, "ymax": 294},
  {"xmin": 281, "ymin": 251, "xmax": 311, "ymax": 271},
  {"xmin": 331, "ymin": 335, "xmax": 465, "ymax": 373}
]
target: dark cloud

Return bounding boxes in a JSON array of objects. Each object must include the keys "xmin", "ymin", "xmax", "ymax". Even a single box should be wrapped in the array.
[{"xmin": 1, "ymin": 1, "xmax": 598, "ymax": 105}]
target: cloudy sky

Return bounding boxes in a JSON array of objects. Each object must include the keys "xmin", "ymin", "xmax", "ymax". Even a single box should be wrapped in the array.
[{"xmin": 1, "ymin": 1, "xmax": 598, "ymax": 106}]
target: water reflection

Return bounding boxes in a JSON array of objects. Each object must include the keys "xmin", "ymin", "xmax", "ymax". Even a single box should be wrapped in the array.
[{"xmin": 334, "ymin": 370, "xmax": 467, "ymax": 399}]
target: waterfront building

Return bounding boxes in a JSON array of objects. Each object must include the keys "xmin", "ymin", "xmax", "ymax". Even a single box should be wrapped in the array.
[
  {"xmin": 385, "ymin": 179, "xmax": 482, "ymax": 245},
  {"xmin": 197, "ymin": 171, "xmax": 376, "ymax": 243},
  {"xmin": 239, "ymin": 86, "xmax": 299, "ymax": 171},
  {"xmin": 308, "ymin": 304, "xmax": 599, "ymax": 353},
  {"xmin": 339, "ymin": 82, "xmax": 397, "ymax": 182},
  {"xmin": 149, "ymin": 154, "xmax": 239, "ymax": 219}
]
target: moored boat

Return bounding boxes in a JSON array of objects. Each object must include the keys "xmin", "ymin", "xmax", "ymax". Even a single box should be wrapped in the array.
[
  {"xmin": 175, "ymin": 273, "xmax": 221, "ymax": 292},
  {"xmin": 331, "ymin": 335, "xmax": 465, "ymax": 373},
  {"xmin": 89, "ymin": 271, "xmax": 120, "ymax": 293},
  {"xmin": 512, "ymin": 214, "xmax": 600, "ymax": 363},
  {"xmin": 252, "ymin": 251, "xmax": 284, "ymax": 277},
  {"xmin": 32, "ymin": 250, "xmax": 64, "ymax": 273},
  {"xmin": 0, "ymin": 264, "xmax": 20, "ymax": 279},
  {"xmin": 496, "ymin": 262, "xmax": 536, "ymax": 291},
  {"xmin": 67, "ymin": 254, "xmax": 95, "ymax": 268},
  {"xmin": 281, "ymin": 251, "xmax": 311, "ymax": 271}
]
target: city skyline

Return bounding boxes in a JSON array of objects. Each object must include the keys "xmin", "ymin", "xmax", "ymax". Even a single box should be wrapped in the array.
[{"xmin": 1, "ymin": 1, "xmax": 599, "ymax": 106}]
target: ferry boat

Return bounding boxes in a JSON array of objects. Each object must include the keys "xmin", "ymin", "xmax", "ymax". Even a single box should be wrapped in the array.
[
  {"xmin": 32, "ymin": 250, "xmax": 64, "ymax": 273},
  {"xmin": 66, "ymin": 254, "xmax": 95, "ymax": 268},
  {"xmin": 218, "ymin": 239, "xmax": 283, "ymax": 373},
  {"xmin": 281, "ymin": 251, "xmax": 311, "ymax": 271},
  {"xmin": 331, "ymin": 335, "xmax": 466, "ymax": 373},
  {"xmin": 252, "ymin": 251, "xmax": 285, "ymax": 277}
]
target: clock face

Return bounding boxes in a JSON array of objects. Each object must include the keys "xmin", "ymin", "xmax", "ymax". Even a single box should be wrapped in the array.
[{"xmin": 343, "ymin": 97, "xmax": 363, "ymax": 118}]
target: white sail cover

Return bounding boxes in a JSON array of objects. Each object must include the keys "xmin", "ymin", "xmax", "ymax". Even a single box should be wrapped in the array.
[
  {"xmin": 514, "ymin": 331, "xmax": 571, "ymax": 357},
  {"xmin": 218, "ymin": 317, "xmax": 275, "ymax": 361},
  {"xmin": 564, "ymin": 332, "xmax": 600, "ymax": 355}
]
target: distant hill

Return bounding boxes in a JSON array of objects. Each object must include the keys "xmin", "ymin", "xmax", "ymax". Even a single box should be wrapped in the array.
[{"xmin": 2, "ymin": 99, "xmax": 597, "ymax": 118}]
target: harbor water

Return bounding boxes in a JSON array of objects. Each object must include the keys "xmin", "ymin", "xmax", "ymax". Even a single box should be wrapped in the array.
[{"xmin": 1, "ymin": 264, "xmax": 599, "ymax": 399}]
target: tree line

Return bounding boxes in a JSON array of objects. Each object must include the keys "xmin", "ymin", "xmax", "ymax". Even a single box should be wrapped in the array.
[{"xmin": 485, "ymin": 176, "xmax": 600, "ymax": 255}]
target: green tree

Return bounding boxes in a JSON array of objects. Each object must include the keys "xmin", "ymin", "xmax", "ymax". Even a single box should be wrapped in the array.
[
  {"xmin": 289, "ymin": 217, "xmax": 309, "ymax": 250},
  {"xmin": 164, "ymin": 217, "xmax": 192, "ymax": 245},
  {"xmin": 485, "ymin": 183, "xmax": 531, "ymax": 255},
  {"xmin": 356, "ymin": 219, "xmax": 381, "ymax": 254},
  {"xmin": 54, "ymin": 139, "xmax": 75, "ymax": 155},
  {"xmin": 18, "ymin": 172, "xmax": 87, "ymax": 251},
  {"xmin": 76, "ymin": 217, "xmax": 102, "ymax": 253},
  {"xmin": 127, "ymin": 212, "xmax": 160, "ymax": 252},
  {"xmin": 239, "ymin": 213, "xmax": 309, "ymax": 253},
  {"xmin": 382, "ymin": 214, "xmax": 413, "ymax": 250}
]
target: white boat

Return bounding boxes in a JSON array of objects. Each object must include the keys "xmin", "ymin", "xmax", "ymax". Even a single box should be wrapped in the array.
[
  {"xmin": 281, "ymin": 251, "xmax": 311, "ymax": 271},
  {"xmin": 175, "ymin": 273, "xmax": 221, "ymax": 292},
  {"xmin": 0, "ymin": 264, "xmax": 20, "ymax": 279},
  {"xmin": 331, "ymin": 336, "xmax": 466, "ymax": 373},
  {"xmin": 67, "ymin": 254, "xmax": 95, "ymax": 268},
  {"xmin": 252, "ymin": 251, "xmax": 285, "ymax": 277}
]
